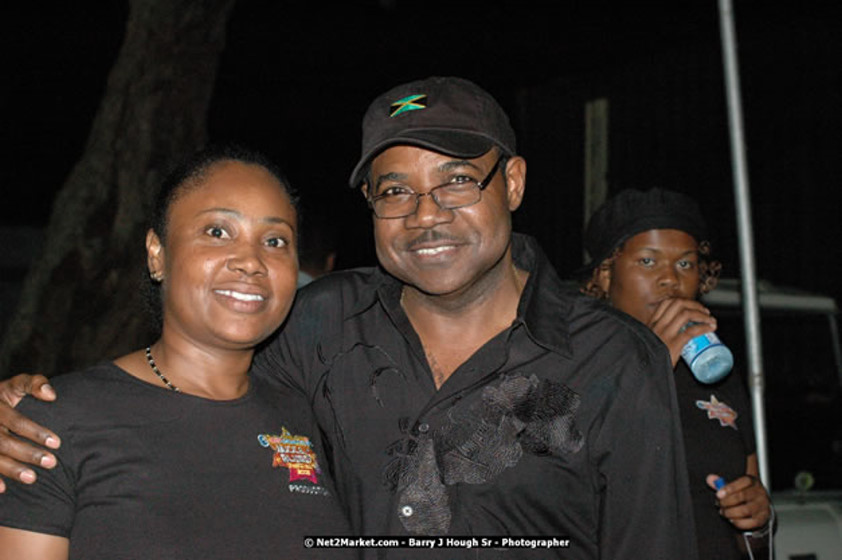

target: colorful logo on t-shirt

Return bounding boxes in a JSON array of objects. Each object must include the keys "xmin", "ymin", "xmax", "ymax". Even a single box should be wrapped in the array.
[
  {"xmin": 257, "ymin": 428, "xmax": 321, "ymax": 484},
  {"xmin": 695, "ymin": 395, "xmax": 738, "ymax": 429}
]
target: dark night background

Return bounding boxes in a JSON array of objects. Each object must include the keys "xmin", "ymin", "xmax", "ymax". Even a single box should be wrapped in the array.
[
  {"xmin": 1, "ymin": 2, "xmax": 841, "ymax": 490},
  {"xmin": 3, "ymin": 1, "xmax": 840, "ymax": 292}
]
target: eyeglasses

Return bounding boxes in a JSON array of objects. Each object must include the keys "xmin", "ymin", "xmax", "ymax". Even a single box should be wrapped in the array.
[{"xmin": 367, "ymin": 156, "xmax": 504, "ymax": 219}]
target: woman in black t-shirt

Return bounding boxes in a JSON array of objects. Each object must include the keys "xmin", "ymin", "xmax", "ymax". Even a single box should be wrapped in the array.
[{"xmin": 0, "ymin": 145, "xmax": 353, "ymax": 559}]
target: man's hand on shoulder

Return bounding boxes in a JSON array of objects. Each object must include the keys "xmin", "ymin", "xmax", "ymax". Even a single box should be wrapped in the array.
[{"xmin": 0, "ymin": 374, "xmax": 61, "ymax": 493}]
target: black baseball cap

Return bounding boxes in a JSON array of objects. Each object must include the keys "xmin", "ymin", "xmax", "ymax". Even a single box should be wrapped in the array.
[
  {"xmin": 581, "ymin": 188, "xmax": 709, "ymax": 272},
  {"xmin": 348, "ymin": 76, "xmax": 517, "ymax": 188}
]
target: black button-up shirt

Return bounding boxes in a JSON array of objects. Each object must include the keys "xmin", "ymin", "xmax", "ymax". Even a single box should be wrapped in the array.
[{"xmin": 253, "ymin": 234, "xmax": 698, "ymax": 559}]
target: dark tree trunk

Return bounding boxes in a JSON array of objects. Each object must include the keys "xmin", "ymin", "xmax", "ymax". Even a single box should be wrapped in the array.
[{"xmin": 1, "ymin": 0, "xmax": 237, "ymax": 377}]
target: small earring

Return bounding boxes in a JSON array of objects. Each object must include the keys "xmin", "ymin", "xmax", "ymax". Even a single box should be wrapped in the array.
[{"xmin": 150, "ymin": 271, "xmax": 164, "ymax": 282}]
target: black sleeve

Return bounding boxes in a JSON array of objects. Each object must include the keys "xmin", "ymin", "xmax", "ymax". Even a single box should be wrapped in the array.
[
  {"xmin": 594, "ymin": 340, "xmax": 700, "ymax": 560},
  {"xmin": 0, "ymin": 398, "xmax": 76, "ymax": 537},
  {"xmin": 252, "ymin": 277, "xmax": 345, "ymax": 399}
]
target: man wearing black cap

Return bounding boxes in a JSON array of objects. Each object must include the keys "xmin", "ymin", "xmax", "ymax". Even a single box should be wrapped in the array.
[{"xmin": 0, "ymin": 78, "xmax": 698, "ymax": 559}]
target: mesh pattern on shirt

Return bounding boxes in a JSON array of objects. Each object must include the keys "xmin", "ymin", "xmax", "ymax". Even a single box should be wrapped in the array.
[{"xmin": 391, "ymin": 373, "xmax": 584, "ymax": 534}]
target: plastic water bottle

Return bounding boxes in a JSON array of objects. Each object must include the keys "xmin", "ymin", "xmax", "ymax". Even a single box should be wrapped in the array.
[{"xmin": 681, "ymin": 331, "xmax": 733, "ymax": 384}]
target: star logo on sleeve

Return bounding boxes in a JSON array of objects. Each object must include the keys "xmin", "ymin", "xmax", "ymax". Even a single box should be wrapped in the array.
[
  {"xmin": 257, "ymin": 427, "xmax": 321, "ymax": 484},
  {"xmin": 695, "ymin": 395, "xmax": 738, "ymax": 429}
]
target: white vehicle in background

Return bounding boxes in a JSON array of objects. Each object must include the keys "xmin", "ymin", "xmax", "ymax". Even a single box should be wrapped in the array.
[{"xmin": 702, "ymin": 278, "xmax": 842, "ymax": 559}]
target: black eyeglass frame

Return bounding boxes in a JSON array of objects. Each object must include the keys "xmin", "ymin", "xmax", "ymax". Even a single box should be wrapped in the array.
[{"xmin": 367, "ymin": 156, "xmax": 505, "ymax": 219}]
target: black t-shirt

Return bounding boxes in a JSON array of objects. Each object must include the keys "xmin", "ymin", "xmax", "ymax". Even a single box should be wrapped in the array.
[
  {"xmin": 0, "ymin": 363, "xmax": 355, "ymax": 560},
  {"xmin": 253, "ymin": 234, "xmax": 699, "ymax": 560},
  {"xmin": 675, "ymin": 360, "xmax": 756, "ymax": 560}
]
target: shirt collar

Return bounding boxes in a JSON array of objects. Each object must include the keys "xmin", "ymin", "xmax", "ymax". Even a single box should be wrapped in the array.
[
  {"xmin": 351, "ymin": 233, "xmax": 574, "ymax": 358},
  {"xmin": 511, "ymin": 233, "xmax": 574, "ymax": 358}
]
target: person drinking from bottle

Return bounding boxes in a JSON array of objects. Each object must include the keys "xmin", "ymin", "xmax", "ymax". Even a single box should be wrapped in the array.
[{"xmin": 579, "ymin": 187, "xmax": 773, "ymax": 559}]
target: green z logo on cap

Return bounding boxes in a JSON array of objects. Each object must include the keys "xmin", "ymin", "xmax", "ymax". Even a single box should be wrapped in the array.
[{"xmin": 390, "ymin": 94, "xmax": 427, "ymax": 117}]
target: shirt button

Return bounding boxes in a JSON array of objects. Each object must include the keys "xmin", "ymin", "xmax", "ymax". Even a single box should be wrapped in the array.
[
  {"xmin": 401, "ymin": 505, "xmax": 414, "ymax": 517},
  {"xmin": 418, "ymin": 423, "xmax": 430, "ymax": 433}
]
